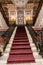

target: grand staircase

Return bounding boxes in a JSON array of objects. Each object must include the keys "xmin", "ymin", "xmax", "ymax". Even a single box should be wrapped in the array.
[
  {"xmin": 0, "ymin": 26, "xmax": 43, "ymax": 65},
  {"xmin": 7, "ymin": 26, "xmax": 35, "ymax": 64}
]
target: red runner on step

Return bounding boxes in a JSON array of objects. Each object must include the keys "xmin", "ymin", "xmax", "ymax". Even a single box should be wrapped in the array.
[{"xmin": 7, "ymin": 26, "xmax": 35, "ymax": 64}]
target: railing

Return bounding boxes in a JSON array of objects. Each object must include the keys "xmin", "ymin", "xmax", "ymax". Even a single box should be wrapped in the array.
[
  {"xmin": 26, "ymin": 24, "xmax": 43, "ymax": 57},
  {"xmin": 39, "ymin": 28, "xmax": 43, "ymax": 57},
  {"xmin": 0, "ymin": 24, "xmax": 16, "ymax": 56},
  {"xmin": 33, "ymin": 0, "xmax": 43, "ymax": 25},
  {"xmin": 0, "ymin": 3, "xmax": 9, "ymax": 26}
]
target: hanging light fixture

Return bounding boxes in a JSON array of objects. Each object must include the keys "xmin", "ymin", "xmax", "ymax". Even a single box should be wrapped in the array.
[{"xmin": 11, "ymin": 0, "xmax": 28, "ymax": 7}]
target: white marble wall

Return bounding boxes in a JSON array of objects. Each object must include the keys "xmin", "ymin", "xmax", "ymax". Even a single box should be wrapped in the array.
[
  {"xmin": 35, "ymin": 4, "xmax": 43, "ymax": 28},
  {"xmin": 0, "ymin": 12, "xmax": 8, "ymax": 28}
]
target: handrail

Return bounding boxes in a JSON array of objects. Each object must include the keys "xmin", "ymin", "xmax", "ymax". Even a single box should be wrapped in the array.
[
  {"xmin": 0, "ymin": 3, "xmax": 9, "ymax": 26},
  {"xmin": 33, "ymin": 0, "xmax": 43, "ymax": 25},
  {"xmin": 26, "ymin": 24, "xmax": 43, "ymax": 57}
]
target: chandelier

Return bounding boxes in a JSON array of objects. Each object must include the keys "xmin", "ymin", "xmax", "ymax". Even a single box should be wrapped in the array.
[{"xmin": 11, "ymin": 0, "xmax": 28, "ymax": 7}]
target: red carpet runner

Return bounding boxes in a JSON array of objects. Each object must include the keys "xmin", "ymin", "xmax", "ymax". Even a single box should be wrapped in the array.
[{"xmin": 7, "ymin": 26, "xmax": 35, "ymax": 64}]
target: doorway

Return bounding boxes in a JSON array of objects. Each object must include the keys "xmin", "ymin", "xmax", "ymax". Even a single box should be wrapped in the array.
[{"xmin": 17, "ymin": 8, "xmax": 24, "ymax": 25}]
